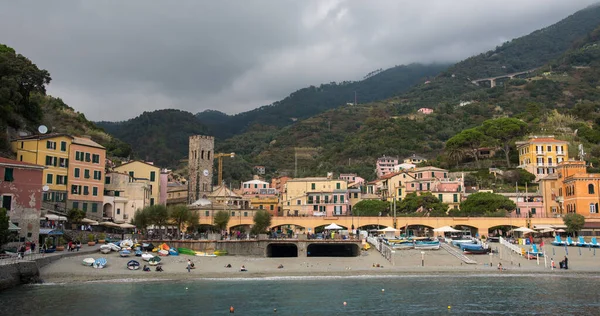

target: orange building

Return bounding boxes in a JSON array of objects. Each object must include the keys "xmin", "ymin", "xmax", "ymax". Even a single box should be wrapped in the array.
[
  {"xmin": 558, "ymin": 160, "xmax": 600, "ymax": 218},
  {"xmin": 67, "ymin": 136, "xmax": 106, "ymax": 219}
]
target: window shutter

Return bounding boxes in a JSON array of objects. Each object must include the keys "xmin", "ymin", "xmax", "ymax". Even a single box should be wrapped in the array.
[{"xmin": 4, "ymin": 168, "xmax": 14, "ymax": 182}]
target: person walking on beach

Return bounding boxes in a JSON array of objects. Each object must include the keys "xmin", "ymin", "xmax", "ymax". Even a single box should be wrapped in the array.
[
  {"xmin": 187, "ymin": 259, "xmax": 192, "ymax": 272},
  {"xmin": 551, "ymin": 258, "xmax": 556, "ymax": 270}
]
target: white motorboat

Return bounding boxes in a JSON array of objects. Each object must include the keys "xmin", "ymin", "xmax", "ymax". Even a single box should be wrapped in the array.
[
  {"xmin": 82, "ymin": 258, "xmax": 95, "ymax": 266},
  {"xmin": 141, "ymin": 253, "xmax": 154, "ymax": 261}
]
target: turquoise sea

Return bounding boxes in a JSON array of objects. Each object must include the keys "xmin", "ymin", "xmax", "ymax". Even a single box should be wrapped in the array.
[{"xmin": 1, "ymin": 274, "xmax": 599, "ymax": 315}]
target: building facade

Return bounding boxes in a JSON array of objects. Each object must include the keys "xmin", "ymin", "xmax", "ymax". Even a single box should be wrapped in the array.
[
  {"xmin": 67, "ymin": 136, "xmax": 106, "ymax": 219},
  {"xmin": 271, "ymin": 176, "xmax": 291, "ymax": 193},
  {"xmin": 0, "ymin": 157, "xmax": 45, "ymax": 243},
  {"xmin": 376, "ymin": 156, "xmax": 399, "ymax": 178},
  {"xmin": 114, "ymin": 160, "xmax": 161, "ymax": 207},
  {"xmin": 516, "ymin": 136, "xmax": 568, "ymax": 180},
  {"xmin": 12, "ymin": 134, "xmax": 73, "ymax": 211},
  {"xmin": 403, "ymin": 154, "xmax": 427, "ymax": 165},
  {"xmin": 281, "ymin": 177, "xmax": 349, "ymax": 217},
  {"xmin": 559, "ymin": 160, "xmax": 600, "ymax": 218},
  {"xmin": 188, "ymin": 135, "xmax": 214, "ymax": 203},
  {"xmin": 103, "ymin": 172, "xmax": 151, "ymax": 223},
  {"xmin": 166, "ymin": 182, "xmax": 188, "ymax": 206}
]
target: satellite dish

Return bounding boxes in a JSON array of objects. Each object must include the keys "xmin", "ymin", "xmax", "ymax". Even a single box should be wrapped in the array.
[
  {"xmin": 42, "ymin": 185, "xmax": 49, "ymax": 192},
  {"xmin": 38, "ymin": 125, "xmax": 48, "ymax": 134}
]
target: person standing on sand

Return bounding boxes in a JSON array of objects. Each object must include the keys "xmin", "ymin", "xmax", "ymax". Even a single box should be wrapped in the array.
[
  {"xmin": 187, "ymin": 259, "xmax": 192, "ymax": 272},
  {"xmin": 551, "ymin": 258, "xmax": 556, "ymax": 270}
]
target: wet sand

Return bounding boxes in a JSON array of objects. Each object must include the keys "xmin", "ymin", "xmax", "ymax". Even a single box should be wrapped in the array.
[{"xmin": 39, "ymin": 242, "xmax": 600, "ymax": 283}]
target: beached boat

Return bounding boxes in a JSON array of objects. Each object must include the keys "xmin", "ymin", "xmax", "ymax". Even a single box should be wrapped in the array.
[
  {"xmin": 195, "ymin": 252, "xmax": 217, "ymax": 257},
  {"xmin": 141, "ymin": 253, "xmax": 154, "ymax": 261},
  {"xmin": 451, "ymin": 239, "xmax": 475, "ymax": 248},
  {"xmin": 93, "ymin": 257, "xmax": 107, "ymax": 269},
  {"xmin": 157, "ymin": 249, "xmax": 169, "ymax": 256},
  {"xmin": 213, "ymin": 250, "xmax": 228, "ymax": 256},
  {"xmin": 120, "ymin": 240, "xmax": 134, "ymax": 248},
  {"xmin": 148, "ymin": 256, "xmax": 161, "ymax": 266},
  {"xmin": 100, "ymin": 245, "xmax": 112, "ymax": 254},
  {"xmin": 135, "ymin": 249, "xmax": 142, "ymax": 256},
  {"xmin": 168, "ymin": 249, "xmax": 179, "ymax": 256},
  {"xmin": 82, "ymin": 258, "xmax": 95, "ymax": 266},
  {"xmin": 414, "ymin": 240, "xmax": 440, "ymax": 250},
  {"xmin": 108, "ymin": 243, "xmax": 121, "ymax": 252},
  {"xmin": 177, "ymin": 247, "xmax": 197, "ymax": 256},
  {"xmin": 142, "ymin": 243, "xmax": 154, "ymax": 251},
  {"xmin": 391, "ymin": 241, "xmax": 414, "ymax": 250},
  {"xmin": 119, "ymin": 249, "xmax": 131, "ymax": 257},
  {"xmin": 460, "ymin": 243, "xmax": 490, "ymax": 254},
  {"xmin": 127, "ymin": 260, "xmax": 140, "ymax": 270}
]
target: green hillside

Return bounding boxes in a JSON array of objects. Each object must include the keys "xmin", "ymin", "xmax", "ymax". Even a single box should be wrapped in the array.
[
  {"xmin": 196, "ymin": 63, "xmax": 449, "ymax": 139},
  {"xmin": 0, "ymin": 44, "xmax": 130, "ymax": 159},
  {"xmin": 97, "ymin": 109, "xmax": 209, "ymax": 166}
]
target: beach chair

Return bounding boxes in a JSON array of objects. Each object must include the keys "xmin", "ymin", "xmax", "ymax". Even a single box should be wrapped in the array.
[
  {"xmin": 591, "ymin": 237, "xmax": 600, "ymax": 248},
  {"xmin": 566, "ymin": 236, "xmax": 576, "ymax": 246},
  {"xmin": 576, "ymin": 236, "xmax": 590, "ymax": 247},
  {"xmin": 551, "ymin": 235, "xmax": 565, "ymax": 246}
]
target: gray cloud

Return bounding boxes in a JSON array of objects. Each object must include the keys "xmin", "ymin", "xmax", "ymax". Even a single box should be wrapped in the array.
[{"xmin": 0, "ymin": 0, "xmax": 596, "ymax": 120}]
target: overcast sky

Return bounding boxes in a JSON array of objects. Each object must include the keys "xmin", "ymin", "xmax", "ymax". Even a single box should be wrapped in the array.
[{"xmin": 0, "ymin": 1, "xmax": 597, "ymax": 121}]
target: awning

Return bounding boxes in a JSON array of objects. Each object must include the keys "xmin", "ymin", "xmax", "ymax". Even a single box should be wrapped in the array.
[
  {"xmin": 80, "ymin": 218, "xmax": 99, "ymax": 225},
  {"xmin": 99, "ymin": 221, "xmax": 121, "ymax": 228},
  {"xmin": 42, "ymin": 214, "xmax": 67, "ymax": 221},
  {"xmin": 433, "ymin": 226, "xmax": 461, "ymax": 233},
  {"xmin": 324, "ymin": 223, "xmax": 344, "ymax": 230},
  {"xmin": 8, "ymin": 222, "xmax": 20, "ymax": 231},
  {"xmin": 119, "ymin": 223, "xmax": 136, "ymax": 229},
  {"xmin": 39, "ymin": 228, "xmax": 63, "ymax": 235},
  {"xmin": 377, "ymin": 227, "xmax": 399, "ymax": 232}
]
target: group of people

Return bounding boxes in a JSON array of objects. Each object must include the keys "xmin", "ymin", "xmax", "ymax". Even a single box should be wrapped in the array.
[
  {"xmin": 186, "ymin": 259, "xmax": 196, "ymax": 272},
  {"xmin": 551, "ymin": 256, "xmax": 569, "ymax": 270},
  {"xmin": 142, "ymin": 265, "xmax": 163, "ymax": 272},
  {"xmin": 67, "ymin": 241, "xmax": 81, "ymax": 252}
]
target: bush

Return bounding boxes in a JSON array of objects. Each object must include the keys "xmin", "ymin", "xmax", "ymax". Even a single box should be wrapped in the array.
[{"xmin": 87, "ymin": 233, "xmax": 95, "ymax": 242}]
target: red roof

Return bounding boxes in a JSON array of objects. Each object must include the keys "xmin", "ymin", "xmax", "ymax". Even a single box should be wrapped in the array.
[
  {"xmin": 380, "ymin": 172, "xmax": 401, "ymax": 180},
  {"xmin": 0, "ymin": 157, "xmax": 45, "ymax": 169}
]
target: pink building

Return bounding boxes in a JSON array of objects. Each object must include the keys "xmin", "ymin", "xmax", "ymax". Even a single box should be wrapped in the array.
[
  {"xmin": 0, "ymin": 157, "xmax": 45, "ymax": 243},
  {"xmin": 376, "ymin": 156, "xmax": 399, "ymax": 178},
  {"xmin": 241, "ymin": 179, "xmax": 274, "ymax": 195},
  {"xmin": 339, "ymin": 173, "xmax": 365, "ymax": 186},
  {"xmin": 418, "ymin": 108, "xmax": 433, "ymax": 115},
  {"xmin": 501, "ymin": 192, "xmax": 546, "ymax": 218}
]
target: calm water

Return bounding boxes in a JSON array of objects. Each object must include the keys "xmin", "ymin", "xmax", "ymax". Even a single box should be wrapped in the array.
[{"xmin": 1, "ymin": 274, "xmax": 599, "ymax": 315}]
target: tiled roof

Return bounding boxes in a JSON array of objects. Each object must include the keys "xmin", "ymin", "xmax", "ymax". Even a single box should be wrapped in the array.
[
  {"xmin": 527, "ymin": 137, "xmax": 568, "ymax": 143},
  {"xmin": 0, "ymin": 157, "xmax": 45, "ymax": 169},
  {"xmin": 72, "ymin": 136, "xmax": 105, "ymax": 149}
]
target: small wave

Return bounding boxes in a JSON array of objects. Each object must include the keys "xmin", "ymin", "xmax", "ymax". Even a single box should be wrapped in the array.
[
  {"xmin": 29, "ymin": 282, "xmax": 67, "ymax": 286},
  {"xmin": 85, "ymin": 278, "xmax": 174, "ymax": 284}
]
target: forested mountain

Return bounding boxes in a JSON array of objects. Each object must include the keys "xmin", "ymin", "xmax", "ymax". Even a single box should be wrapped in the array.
[
  {"xmin": 0, "ymin": 44, "xmax": 130, "ymax": 159},
  {"xmin": 97, "ymin": 110, "xmax": 209, "ymax": 166},
  {"xmin": 196, "ymin": 63, "xmax": 449, "ymax": 139},
  {"xmin": 216, "ymin": 7, "xmax": 600, "ymax": 184}
]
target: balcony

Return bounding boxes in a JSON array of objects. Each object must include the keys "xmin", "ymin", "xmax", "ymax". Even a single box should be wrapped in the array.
[{"xmin": 556, "ymin": 151, "xmax": 565, "ymax": 155}]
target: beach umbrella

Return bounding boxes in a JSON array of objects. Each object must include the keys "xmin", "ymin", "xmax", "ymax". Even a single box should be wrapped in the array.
[
  {"xmin": 433, "ymin": 226, "xmax": 460, "ymax": 233},
  {"xmin": 324, "ymin": 223, "xmax": 344, "ymax": 230},
  {"xmin": 555, "ymin": 229, "xmax": 566, "ymax": 233},
  {"xmin": 512, "ymin": 227, "xmax": 536, "ymax": 234},
  {"xmin": 119, "ymin": 223, "xmax": 136, "ymax": 229}
]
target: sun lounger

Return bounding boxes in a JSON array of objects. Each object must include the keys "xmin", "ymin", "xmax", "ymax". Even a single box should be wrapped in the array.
[
  {"xmin": 591, "ymin": 237, "xmax": 600, "ymax": 248},
  {"xmin": 566, "ymin": 236, "xmax": 576, "ymax": 246},
  {"xmin": 551, "ymin": 236, "xmax": 565, "ymax": 246},
  {"xmin": 576, "ymin": 236, "xmax": 590, "ymax": 247}
]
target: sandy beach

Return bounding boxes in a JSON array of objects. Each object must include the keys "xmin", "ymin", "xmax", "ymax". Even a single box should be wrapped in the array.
[{"xmin": 38, "ymin": 242, "xmax": 600, "ymax": 283}]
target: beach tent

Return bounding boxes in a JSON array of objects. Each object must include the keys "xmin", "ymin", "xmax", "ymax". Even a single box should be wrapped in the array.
[
  {"xmin": 324, "ymin": 223, "xmax": 343, "ymax": 230},
  {"xmin": 377, "ymin": 226, "xmax": 399, "ymax": 238},
  {"xmin": 433, "ymin": 226, "xmax": 460, "ymax": 233}
]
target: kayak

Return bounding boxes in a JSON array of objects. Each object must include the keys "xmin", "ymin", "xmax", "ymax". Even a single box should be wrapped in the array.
[
  {"xmin": 196, "ymin": 252, "xmax": 217, "ymax": 257},
  {"xmin": 214, "ymin": 250, "xmax": 228, "ymax": 256},
  {"xmin": 177, "ymin": 248, "xmax": 197, "ymax": 256}
]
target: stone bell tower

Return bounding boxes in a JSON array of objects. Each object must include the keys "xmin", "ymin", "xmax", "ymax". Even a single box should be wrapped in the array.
[{"xmin": 188, "ymin": 135, "xmax": 214, "ymax": 203}]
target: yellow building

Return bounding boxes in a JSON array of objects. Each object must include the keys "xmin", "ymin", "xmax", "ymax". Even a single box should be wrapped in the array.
[
  {"xmin": 12, "ymin": 134, "xmax": 73, "ymax": 209},
  {"xmin": 249, "ymin": 196, "xmax": 280, "ymax": 215},
  {"xmin": 516, "ymin": 136, "xmax": 568, "ymax": 179},
  {"xmin": 281, "ymin": 177, "xmax": 349, "ymax": 217},
  {"xmin": 539, "ymin": 173, "xmax": 561, "ymax": 216},
  {"xmin": 114, "ymin": 160, "xmax": 161, "ymax": 206}
]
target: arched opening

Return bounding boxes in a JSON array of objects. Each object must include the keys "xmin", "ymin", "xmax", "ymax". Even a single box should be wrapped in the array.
[
  {"xmin": 404, "ymin": 224, "xmax": 435, "ymax": 237},
  {"xmin": 267, "ymin": 243, "xmax": 298, "ymax": 257},
  {"xmin": 270, "ymin": 224, "xmax": 305, "ymax": 238},
  {"xmin": 487, "ymin": 225, "xmax": 518, "ymax": 242},
  {"xmin": 196, "ymin": 224, "xmax": 217, "ymax": 233},
  {"xmin": 103, "ymin": 203, "xmax": 113, "ymax": 218},
  {"xmin": 454, "ymin": 225, "xmax": 479, "ymax": 238},
  {"xmin": 307, "ymin": 243, "xmax": 360, "ymax": 257},
  {"xmin": 201, "ymin": 150, "xmax": 204, "ymax": 159}
]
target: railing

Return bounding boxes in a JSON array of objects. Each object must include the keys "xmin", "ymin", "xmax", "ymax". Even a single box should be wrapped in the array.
[
  {"xmin": 500, "ymin": 237, "xmax": 523, "ymax": 256},
  {"xmin": 367, "ymin": 236, "xmax": 394, "ymax": 265},
  {"xmin": 440, "ymin": 242, "xmax": 477, "ymax": 264}
]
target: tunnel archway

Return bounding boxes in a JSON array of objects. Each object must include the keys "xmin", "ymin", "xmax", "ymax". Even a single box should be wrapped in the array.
[
  {"xmin": 267, "ymin": 243, "xmax": 298, "ymax": 257},
  {"xmin": 307, "ymin": 243, "xmax": 360, "ymax": 257}
]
